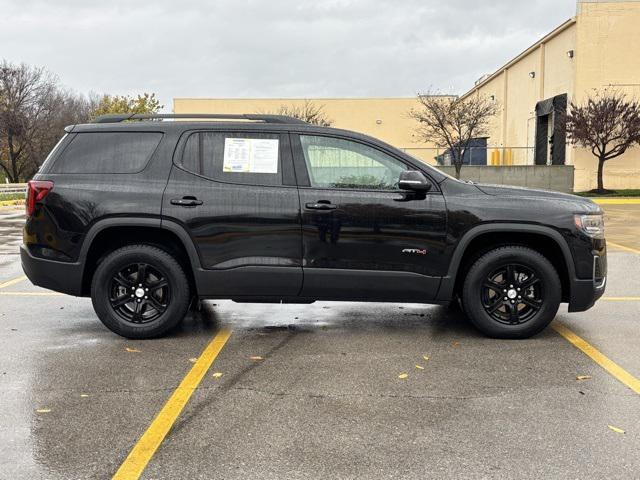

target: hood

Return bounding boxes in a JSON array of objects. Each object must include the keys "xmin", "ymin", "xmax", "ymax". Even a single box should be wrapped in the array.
[{"xmin": 474, "ymin": 184, "xmax": 602, "ymax": 213}]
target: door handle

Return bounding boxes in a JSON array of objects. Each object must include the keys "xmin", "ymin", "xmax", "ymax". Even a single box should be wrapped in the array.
[
  {"xmin": 305, "ymin": 202, "xmax": 337, "ymax": 210},
  {"xmin": 171, "ymin": 197, "xmax": 203, "ymax": 207}
]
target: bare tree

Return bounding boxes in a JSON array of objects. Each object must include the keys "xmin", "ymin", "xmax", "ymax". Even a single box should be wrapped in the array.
[
  {"xmin": 565, "ymin": 90, "xmax": 640, "ymax": 193},
  {"xmin": 0, "ymin": 61, "xmax": 59, "ymax": 182},
  {"xmin": 269, "ymin": 100, "xmax": 333, "ymax": 126},
  {"xmin": 0, "ymin": 60, "xmax": 162, "ymax": 182},
  {"xmin": 410, "ymin": 92, "xmax": 498, "ymax": 179},
  {"xmin": 21, "ymin": 90, "xmax": 94, "ymax": 179}
]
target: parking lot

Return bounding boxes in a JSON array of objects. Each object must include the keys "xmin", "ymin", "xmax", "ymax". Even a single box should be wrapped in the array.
[{"xmin": 1, "ymin": 202, "xmax": 639, "ymax": 479}]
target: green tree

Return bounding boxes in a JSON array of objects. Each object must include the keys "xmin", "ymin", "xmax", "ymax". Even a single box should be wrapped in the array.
[{"xmin": 90, "ymin": 93, "xmax": 163, "ymax": 119}]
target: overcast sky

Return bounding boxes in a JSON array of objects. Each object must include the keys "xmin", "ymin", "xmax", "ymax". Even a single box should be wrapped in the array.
[{"xmin": 0, "ymin": 0, "xmax": 576, "ymax": 111}]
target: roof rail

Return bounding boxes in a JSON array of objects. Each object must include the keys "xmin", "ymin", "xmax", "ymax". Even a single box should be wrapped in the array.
[{"xmin": 92, "ymin": 113, "xmax": 308, "ymax": 125}]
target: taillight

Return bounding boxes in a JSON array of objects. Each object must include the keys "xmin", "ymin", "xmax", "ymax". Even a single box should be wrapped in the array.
[{"xmin": 26, "ymin": 180, "xmax": 54, "ymax": 216}]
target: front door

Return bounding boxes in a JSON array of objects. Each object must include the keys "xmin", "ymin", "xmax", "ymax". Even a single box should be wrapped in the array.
[
  {"xmin": 162, "ymin": 129, "xmax": 302, "ymax": 297},
  {"xmin": 292, "ymin": 134, "xmax": 447, "ymax": 302}
]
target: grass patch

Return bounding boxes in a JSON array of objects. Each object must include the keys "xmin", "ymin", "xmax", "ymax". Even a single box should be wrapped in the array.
[
  {"xmin": 575, "ymin": 189, "xmax": 640, "ymax": 198},
  {"xmin": 0, "ymin": 192, "xmax": 25, "ymax": 201}
]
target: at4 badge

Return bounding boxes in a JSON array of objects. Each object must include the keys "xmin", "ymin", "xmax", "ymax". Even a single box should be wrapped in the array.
[{"xmin": 402, "ymin": 248, "xmax": 427, "ymax": 255}]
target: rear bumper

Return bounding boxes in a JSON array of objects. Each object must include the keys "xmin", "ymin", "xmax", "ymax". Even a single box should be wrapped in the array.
[{"xmin": 20, "ymin": 245, "xmax": 83, "ymax": 296}]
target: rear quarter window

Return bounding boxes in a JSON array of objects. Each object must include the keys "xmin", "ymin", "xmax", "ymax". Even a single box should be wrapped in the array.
[{"xmin": 51, "ymin": 132, "xmax": 163, "ymax": 174}]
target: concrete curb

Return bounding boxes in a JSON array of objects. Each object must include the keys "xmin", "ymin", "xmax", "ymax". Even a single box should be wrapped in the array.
[{"xmin": 590, "ymin": 198, "xmax": 640, "ymax": 205}]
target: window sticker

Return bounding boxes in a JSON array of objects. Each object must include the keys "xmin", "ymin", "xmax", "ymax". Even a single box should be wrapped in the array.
[{"xmin": 223, "ymin": 138, "xmax": 279, "ymax": 173}]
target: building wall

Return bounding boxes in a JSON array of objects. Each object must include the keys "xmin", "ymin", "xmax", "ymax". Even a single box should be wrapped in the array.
[
  {"xmin": 503, "ymin": 49, "xmax": 542, "ymax": 152},
  {"xmin": 476, "ymin": 75, "xmax": 504, "ymax": 146},
  {"xmin": 173, "ymin": 97, "xmax": 443, "ymax": 164},
  {"xmin": 463, "ymin": 0, "xmax": 640, "ymax": 191},
  {"xmin": 540, "ymin": 24, "xmax": 578, "ymax": 167},
  {"xmin": 543, "ymin": 25, "xmax": 577, "ymax": 100},
  {"xmin": 175, "ymin": 2, "xmax": 640, "ymax": 191},
  {"xmin": 464, "ymin": 19, "xmax": 577, "ymax": 167},
  {"xmin": 573, "ymin": 0, "xmax": 640, "ymax": 190}
]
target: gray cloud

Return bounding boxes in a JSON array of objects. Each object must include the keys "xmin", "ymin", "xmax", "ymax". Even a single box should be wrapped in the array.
[{"xmin": 0, "ymin": 0, "xmax": 576, "ymax": 109}]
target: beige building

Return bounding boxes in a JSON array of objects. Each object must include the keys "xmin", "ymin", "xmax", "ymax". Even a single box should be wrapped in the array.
[
  {"xmin": 173, "ymin": 97, "xmax": 441, "ymax": 163},
  {"xmin": 463, "ymin": 0, "xmax": 640, "ymax": 191},
  {"xmin": 175, "ymin": 0, "xmax": 640, "ymax": 192}
]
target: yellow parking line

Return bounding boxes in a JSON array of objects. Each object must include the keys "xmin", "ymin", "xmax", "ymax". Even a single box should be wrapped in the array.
[
  {"xmin": 113, "ymin": 328, "xmax": 233, "ymax": 480},
  {"xmin": 552, "ymin": 322, "xmax": 640, "ymax": 395},
  {"xmin": 591, "ymin": 198, "xmax": 640, "ymax": 205},
  {"xmin": 0, "ymin": 275, "xmax": 27, "ymax": 289},
  {"xmin": 0, "ymin": 291, "xmax": 63, "ymax": 296},
  {"xmin": 607, "ymin": 241, "xmax": 640, "ymax": 255},
  {"xmin": 602, "ymin": 297, "xmax": 640, "ymax": 301}
]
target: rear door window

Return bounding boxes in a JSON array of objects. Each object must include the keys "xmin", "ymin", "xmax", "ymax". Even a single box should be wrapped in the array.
[
  {"xmin": 178, "ymin": 131, "xmax": 283, "ymax": 186},
  {"xmin": 51, "ymin": 132, "xmax": 162, "ymax": 174}
]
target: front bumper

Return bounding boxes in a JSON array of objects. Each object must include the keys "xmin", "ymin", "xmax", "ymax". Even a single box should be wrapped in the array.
[
  {"xmin": 568, "ymin": 277, "xmax": 606, "ymax": 312},
  {"xmin": 568, "ymin": 251, "xmax": 606, "ymax": 312},
  {"xmin": 20, "ymin": 245, "xmax": 84, "ymax": 296}
]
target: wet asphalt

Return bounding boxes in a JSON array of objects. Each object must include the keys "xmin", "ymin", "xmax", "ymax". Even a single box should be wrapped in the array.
[{"xmin": 0, "ymin": 205, "xmax": 639, "ymax": 479}]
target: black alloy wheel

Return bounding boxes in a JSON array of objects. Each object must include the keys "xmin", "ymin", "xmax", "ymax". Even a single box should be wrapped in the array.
[
  {"xmin": 461, "ymin": 246, "xmax": 561, "ymax": 339},
  {"xmin": 91, "ymin": 244, "xmax": 190, "ymax": 339},
  {"xmin": 481, "ymin": 263, "xmax": 542, "ymax": 325},
  {"xmin": 109, "ymin": 263, "xmax": 170, "ymax": 324}
]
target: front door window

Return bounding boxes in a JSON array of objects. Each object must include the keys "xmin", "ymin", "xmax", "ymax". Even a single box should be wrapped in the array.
[{"xmin": 299, "ymin": 135, "xmax": 408, "ymax": 190}]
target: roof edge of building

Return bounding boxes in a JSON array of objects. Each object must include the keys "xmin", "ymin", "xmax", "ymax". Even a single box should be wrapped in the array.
[
  {"xmin": 460, "ymin": 17, "xmax": 577, "ymax": 100},
  {"xmin": 174, "ymin": 96, "xmax": 421, "ymax": 102}
]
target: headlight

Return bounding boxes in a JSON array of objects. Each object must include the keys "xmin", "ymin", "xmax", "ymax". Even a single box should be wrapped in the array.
[{"xmin": 574, "ymin": 214, "xmax": 605, "ymax": 239}]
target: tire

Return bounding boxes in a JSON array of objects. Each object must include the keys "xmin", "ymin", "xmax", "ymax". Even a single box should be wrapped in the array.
[
  {"xmin": 461, "ymin": 246, "xmax": 561, "ymax": 339},
  {"xmin": 91, "ymin": 244, "xmax": 190, "ymax": 339}
]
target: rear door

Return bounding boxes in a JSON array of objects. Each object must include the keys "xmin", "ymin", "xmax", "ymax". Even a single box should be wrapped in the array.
[
  {"xmin": 292, "ymin": 133, "xmax": 447, "ymax": 301},
  {"xmin": 162, "ymin": 129, "xmax": 302, "ymax": 297}
]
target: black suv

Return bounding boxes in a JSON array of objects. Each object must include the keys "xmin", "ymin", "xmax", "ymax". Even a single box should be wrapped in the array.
[{"xmin": 21, "ymin": 113, "xmax": 607, "ymax": 339}]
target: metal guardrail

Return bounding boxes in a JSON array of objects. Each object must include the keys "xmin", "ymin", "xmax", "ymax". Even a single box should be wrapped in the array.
[{"xmin": 0, "ymin": 183, "xmax": 27, "ymax": 194}]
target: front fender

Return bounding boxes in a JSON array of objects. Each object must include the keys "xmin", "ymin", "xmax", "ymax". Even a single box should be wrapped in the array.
[{"xmin": 436, "ymin": 223, "xmax": 576, "ymax": 301}]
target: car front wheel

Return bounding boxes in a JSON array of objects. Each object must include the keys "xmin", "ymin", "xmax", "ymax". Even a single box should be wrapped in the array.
[{"xmin": 461, "ymin": 246, "xmax": 561, "ymax": 339}]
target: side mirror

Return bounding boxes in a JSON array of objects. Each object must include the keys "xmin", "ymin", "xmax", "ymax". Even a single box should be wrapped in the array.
[{"xmin": 398, "ymin": 170, "xmax": 432, "ymax": 192}]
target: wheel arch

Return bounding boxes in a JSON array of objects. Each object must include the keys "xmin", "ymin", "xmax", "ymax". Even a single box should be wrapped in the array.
[
  {"xmin": 79, "ymin": 218, "xmax": 200, "ymax": 296},
  {"xmin": 437, "ymin": 224, "xmax": 575, "ymax": 303}
]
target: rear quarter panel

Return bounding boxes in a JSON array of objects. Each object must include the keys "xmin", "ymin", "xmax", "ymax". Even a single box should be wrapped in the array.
[{"xmin": 25, "ymin": 131, "xmax": 178, "ymax": 261}]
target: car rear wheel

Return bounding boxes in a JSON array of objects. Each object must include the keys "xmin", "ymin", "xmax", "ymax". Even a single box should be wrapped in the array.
[
  {"xmin": 461, "ymin": 246, "xmax": 561, "ymax": 339},
  {"xmin": 91, "ymin": 245, "xmax": 190, "ymax": 339}
]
